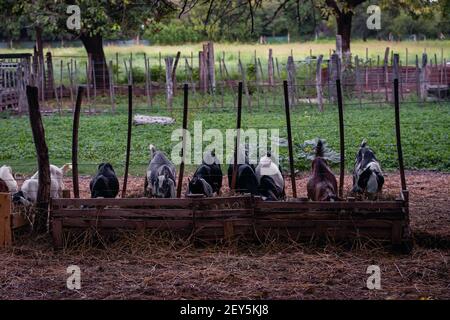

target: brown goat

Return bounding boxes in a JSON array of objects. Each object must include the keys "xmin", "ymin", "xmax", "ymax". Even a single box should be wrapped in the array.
[{"xmin": 306, "ymin": 140, "xmax": 338, "ymax": 201}]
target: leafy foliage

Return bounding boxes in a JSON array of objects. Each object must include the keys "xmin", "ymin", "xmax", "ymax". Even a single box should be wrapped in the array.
[
  {"xmin": 297, "ymin": 138, "xmax": 341, "ymax": 163},
  {"xmin": 0, "ymin": 98, "xmax": 448, "ymax": 175}
]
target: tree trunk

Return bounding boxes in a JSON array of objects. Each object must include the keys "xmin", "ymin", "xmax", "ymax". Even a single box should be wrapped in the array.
[
  {"xmin": 35, "ymin": 26, "xmax": 44, "ymax": 64},
  {"xmin": 336, "ymin": 11, "xmax": 353, "ymax": 54},
  {"xmin": 80, "ymin": 34, "xmax": 109, "ymax": 89},
  {"xmin": 26, "ymin": 86, "xmax": 51, "ymax": 234}
]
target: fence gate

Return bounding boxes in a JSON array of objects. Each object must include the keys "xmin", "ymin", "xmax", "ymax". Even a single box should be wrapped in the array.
[{"xmin": 0, "ymin": 53, "xmax": 31, "ymax": 112}]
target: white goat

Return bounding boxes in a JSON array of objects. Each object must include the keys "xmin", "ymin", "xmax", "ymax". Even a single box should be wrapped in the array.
[{"xmin": 0, "ymin": 165, "xmax": 18, "ymax": 193}]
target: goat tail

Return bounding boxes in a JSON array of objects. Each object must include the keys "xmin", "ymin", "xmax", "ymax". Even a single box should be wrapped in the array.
[
  {"xmin": 360, "ymin": 139, "xmax": 367, "ymax": 148},
  {"xmin": 315, "ymin": 139, "xmax": 324, "ymax": 158},
  {"xmin": 61, "ymin": 163, "xmax": 72, "ymax": 174},
  {"xmin": 149, "ymin": 144, "xmax": 157, "ymax": 157}
]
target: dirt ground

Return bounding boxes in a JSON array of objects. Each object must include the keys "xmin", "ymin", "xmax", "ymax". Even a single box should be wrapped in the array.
[{"xmin": 0, "ymin": 171, "xmax": 449, "ymax": 300}]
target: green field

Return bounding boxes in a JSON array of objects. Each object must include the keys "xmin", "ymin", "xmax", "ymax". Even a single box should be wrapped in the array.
[
  {"xmin": 1, "ymin": 97, "xmax": 448, "ymax": 176},
  {"xmin": 1, "ymin": 40, "xmax": 449, "ymax": 86},
  {"xmin": 2, "ymin": 40, "xmax": 450, "ymax": 62}
]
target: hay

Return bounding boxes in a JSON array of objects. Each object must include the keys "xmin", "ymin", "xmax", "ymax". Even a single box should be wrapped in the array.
[{"xmin": 1, "ymin": 171, "xmax": 448, "ymax": 299}]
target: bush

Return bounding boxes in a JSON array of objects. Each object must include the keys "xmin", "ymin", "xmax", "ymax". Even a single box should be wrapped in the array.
[
  {"xmin": 150, "ymin": 65, "xmax": 165, "ymax": 82},
  {"xmin": 120, "ymin": 67, "xmax": 145, "ymax": 84},
  {"xmin": 144, "ymin": 21, "xmax": 205, "ymax": 45}
]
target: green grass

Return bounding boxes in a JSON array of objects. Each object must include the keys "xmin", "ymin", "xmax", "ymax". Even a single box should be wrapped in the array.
[
  {"xmin": 1, "ymin": 97, "xmax": 449, "ymax": 176},
  {"xmin": 1, "ymin": 40, "xmax": 449, "ymax": 86}
]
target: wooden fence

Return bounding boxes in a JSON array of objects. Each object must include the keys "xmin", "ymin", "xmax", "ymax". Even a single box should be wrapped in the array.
[{"xmin": 50, "ymin": 192, "xmax": 411, "ymax": 251}]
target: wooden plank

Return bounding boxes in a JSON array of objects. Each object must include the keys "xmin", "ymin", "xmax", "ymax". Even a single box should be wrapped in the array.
[
  {"xmin": 254, "ymin": 228, "xmax": 393, "ymax": 241},
  {"xmin": 255, "ymin": 211, "xmax": 405, "ymax": 220},
  {"xmin": 391, "ymin": 221, "xmax": 402, "ymax": 245},
  {"xmin": 194, "ymin": 209, "xmax": 253, "ymax": 219},
  {"xmin": 255, "ymin": 219, "xmax": 394, "ymax": 229},
  {"xmin": 223, "ymin": 221, "xmax": 234, "ymax": 241},
  {"xmin": 52, "ymin": 198, "xmax": 193, "ymax": 208},
  {"xmin": 195, "ymin": 218, "xmax": 252, "ymax": 228},
  {"xmin": 0, "ymin": 193, "xmax": 12, "ymax": 246},
  {"xmin": 52, "ymin": 208, "xmax": 194, "ymax": 218},
  {"xmin": 52, "ymin": 218, "xmax": 63, "ymax": 249},
  {"xmin": 61, "ymin": 218, "xmax": 193, "ymax": 230},
  {"xmin": 255, "ymin": 200, "xmax": 404, "ymax": 210}
]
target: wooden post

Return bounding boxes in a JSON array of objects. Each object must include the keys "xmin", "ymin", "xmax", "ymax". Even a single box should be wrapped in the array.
[
  {"xmin": 316, "ymin": 55, "xmax": 324, "ymax": 112},
  {"xmin": 238, "ymin": 59, "xmax": 252, "ymax": 112},
  {"xmin": 255, "ymin": 52, "xmax": 261, "ymax": 109},
  {"xmin": 92, "ymin": 56, "xmax": 97, "ymax": 106},
  {"xmin": 199, "ymin": 51, "xmax": 205, "ymax": 93},
  {"xmin": 231, "ymin": 82, "xmax": 243, "ymax": 191},
  {"xmin": 129, "ymin": 53, "xmax": 133, "ymax": 85},
  {"xmin": 45, "ymin": 52, "xmax": 55, "ymax": 100},
  {"xmin": 26, "ymin": 86, "xmax": 50, "ymax": 234},
  {"xmin": 218, "ymin": 58, "xmax": 224, "ymax": 109},
  {"xmin": 85, "ymin": 61, "xmax": 91, "ymax": 114},
  {"xmin": 286, "ymin": 56, "xmax": 297, "ymax": 107},
  {"xmin": 108, "ymin": 61, "xmax": 116, "ymax": 113},
  {"xmin": 67, "ymin": 61, "xmax": 74, "ymax": 109},
  {"xmin": 207, "ymin": 42, "xmax": 216, "ymax": 92},
  {"xmin": 336, "ymin": 35, "xmax": 343, "ymax": 61},
  {"xmin": 148, "ymin": 58, "xmax": 153, "ymax": 108},
  {"xmin": 177, "ymin": 84, "xmax": 189, "ymax": 198},
  {"xmin": 355, "ymin": 55, "xmax": 362, "ymax": 107},
  {"xmin": 415, "ymin": 55, "xmax": 420, "ymax": 98},
  {"xmin": 122, "ymin": 85, "xmax": 133, "ymax": 198},
  {"xmin": 330, "ymin": 53, "xmax": 340, "ymax": 102},
  {"xmin": 283, "ymin": 80, "xmax": 297, "ymax": 198},
  {"xmin": 336, "ymin": 79, "xmax": 345, "ymax": 198},
  {"xmin": 221, "ymin": 58, "xmax": 236, "ymax": 108},
  {"xmin": 172, "ymin": 51, "xmax": 181, "ymax": 95},
  {"xmin": 393, "ymin": 54, "xmax": 407, "ymax": 192},
  {"xmin": 115, "ymin": 52, "xmax": 119, "ymax": 84},
  {"xmin": 257, "ymin": 58, "xmax": 267, "ymax": 112},
  {"xmin": 419, "ymin": 53, "xmax": 429, "ymax": 102},
  {"xmin": 72, "ymin": 86, "xmax": 84, "ymax": 199},
  {"xmin": 202, "ymin": 45, "xmax": 209, "ymax": 93},
  {"xmin": 165, "ymin": 57, "xmax": 174, "ymax": 112},
  {"xmin": 405, "ymin": 48, "xmax": 409, "ymax": 88},
  {"xmin": 186, "ymin": 58, "xmax": 196, "ymax": 95},
  {"xmin": 268, "ymin": 48, "xmax": 274, "ymax": 86},
  {"xmin": 0, "ymin": 193, "xmax": 12, "ymax": 247},
  {"xmin": 60, "ymin": 59, "xmax": 64, "ymax": 109},
  {"xmin": 144, "ymin": 55, "xmax": 151, "ymax": 111},
  {"xmin": 383, "ymin": 47, "xmax": 390, "ymax": 102},
  {"xmin": 123, "ymin": 59, "xmax": 130, "ymax": 84}
]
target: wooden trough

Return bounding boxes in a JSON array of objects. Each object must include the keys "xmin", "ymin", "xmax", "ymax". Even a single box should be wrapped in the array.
[
  {"xmin": 50, "ymin": 191, "xmax": 411, "ymax": 251},
  {"xmin": 27, "ymin": 53, "xmax": 411, "ymax": 252}
]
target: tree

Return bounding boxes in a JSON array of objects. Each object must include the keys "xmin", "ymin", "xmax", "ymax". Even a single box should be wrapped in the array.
[{"xmin": 0, "ymin": 0, "xmax": 176, "ymax": 88}]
